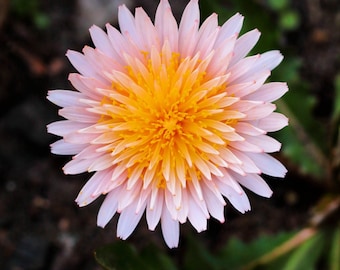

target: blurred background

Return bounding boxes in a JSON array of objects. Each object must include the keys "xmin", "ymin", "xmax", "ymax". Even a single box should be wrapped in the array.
[{"xmin": 0, "ymin": 0, "xmax": 339, "ymax": 269}]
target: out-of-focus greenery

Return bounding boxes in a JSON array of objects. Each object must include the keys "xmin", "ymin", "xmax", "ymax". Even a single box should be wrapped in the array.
[
  {"xmin": 10, "ymin": 0, "xmax": 49, "ymax": 29},
  {"xmin": 93, "ymin": 0, "xmax": 340, "ymax": 269},
  {"xmin": 96, "ymin": 228, "xmax": 339, "ymax": 270}
]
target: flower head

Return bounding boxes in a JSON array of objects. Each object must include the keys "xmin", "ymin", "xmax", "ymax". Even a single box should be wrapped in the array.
[{"xmin": 47, "ymin": 0, "xmax": 288, "ymax": 248}]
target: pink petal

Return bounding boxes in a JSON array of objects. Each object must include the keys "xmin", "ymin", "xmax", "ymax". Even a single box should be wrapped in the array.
[
  {"xmin": 170, "ymin": 180, "xmax": 182, "ymax": 210},
  {"xmin": 216, "ymin": 180, "xmax": 251, "ymax": 213},
  {"xmin": 161, "ymin": 208, "xmax": 180, "ymax": 248},
  {"xmin": 117, "ymin": 200, "xmax": 145, "ymax": 240},
  {"xmin": 220, "ymin": 131, "xmax": 244, "ymax": 142},
  {"xmin": 254, "ymin": 112, "xmax": 289, "ymax": 132},
  {"xmin": 229, "ymin": 29, "xmax": 261, "ymax": 66},
  {"xmin": 64, "ymin": 132, "xmax": 98, "ymax": 144},
  {"xmin": 178, "ymin": 0, "xmax": 199, "ymax": 57},
  {"xmin": 245, "ymin": 82, "xmax": 288, "ymax": 102},
  {"xmin": 232, "ymin": 51, "xmax": 283, "ymax": 86},
  {"xmin": 146, "ymin": 191, "xmax": 164, "ymax": 230},
  {"xmin": 217, "ymin": 169, "xmax": 244, "ymax": 194},
  {"xmin": 89, "ymin": 25, "xmax": 115, "ymax": 58},
  {"xmin": 177, "ymin": 189, "xmax": 189, "ymax": 223},
  {"xmin": 232, "ymin": 149, "xmax": 261, "ymax": 174},
  {"xmin": 50, "ymin": 139, "xmax": 86, "ymax": 155},
  {"xmin": 82, "ymin": 46, "xmax": 123, "ymax": 79},
  {"xmin": 47, "ymin": 90, "xmax": 87, "ymax": 108},
  {"xmin": 215, "ymin": 13, "xmax": 244, "ymax": 47},
  {"xmin": 135, "ymin": 188, "xmax": 152, "ymax": 214},
  {"xmin": 104, "ymin": 170, "xmax": 127, "ymax": 193},
  {"xmin": 126, "ymin": 165, "xmax": 144, "ymax": 190},
  {"xmin": 242, "ymin": 134, "xmax": 282, "ymax": 153},
  {"xmin": 253, "ymin": 50, "xmax": 283, "ymax": 71},
  {"xmin": 68, "ymin": 73, "xmax": 105, "ymax": 101},
  {"xmin": 164, "ymin": 188, "xmax": 178, "ymax": 220},
  {"xmin": 228, "ymin": 163, "xmax": 246, "ymax": 176},
  {"xmin": 155, "ymin": 0, "xmax": 178, "ymax": 51},
  {"xmin": 118, "ymin": 5, "xmax": 139, "ymax": 45},
  {"xmin": 66, "ymin": 50, "xmax": 97, "ymax": 78},
  {"xmin": 234, "ymin": 122, "xmax": 265, "ymax": 136},
  {"xmin": 247, "ymin": 152, "xmax": 287, "ymax": 177},
  {"xmin": 75, "ymin": 145, "xmax": 104, "ymax": 160},
  {"xmin": 135, "ymin": 7, "xmax": 159, "ymax": 51},
  {"xmin": 228, "ymin": 54, "xmax": 260, "ymax": 83},
  {"xmin": 242, "ymin": 103, "xmax": 276, "ymax": 121},
  {"xmin": 97, "ymin": 188, "xmax": 120, "ymax": 227},
  {"xmin": 198, "ymin": 13, "xmax": 218, "ymax": 39},
  {"xmin": 187, "ymin": 197, "xmax": 207, "ymax": 232},
  {"xmin": 106, "ymin": 23, "xmax": 135, "ymax": 61},
  {"xmin": 91, "ymin": 169, "xmax": 116, "ymax": 197},
  {"xmin": 75, "ymin": 171, "xmax": 109, "ymax": 207},
  {"xmin": 63, "ymin": 157, "xmax": 93, "ymax": 174},
  {"xmin": 228, "ymin": 71, "xmax": 270, "ymax": 97},
  {"xmin": 117, "ymin": 181, "xmax": 142, "ymax": 212},
  {"xmin": 59, "ymin": 107, "xmax": 99, "ymax": 123},
  {"xmin": 202, "ymin": 181, "xmax": 225, "ymax": 222},
  {"xmin": 188, "ymin": 180, "xmax": 209, "ymax": 217},
  {"xmin": 229, "ymin": 100, "xmax": 263, "ymax": 112},
  {"xmin": 231, "ymin": 172, "xmax": 273, "ymax": 198},
  {"xmin": 88, "ymin": 154, "xmax": 114, "ymax": 172},
  {"xmin": 208, "ymin": 34, "xmax": 236, "ymax": 76},
  {"xmin": 229, "ymin": 140, "xmax": 263, "ymax": 153},
  {"xmin": 47, "ymin": 120, "xmax": 88, "ymax": 136},
  {"xmin": 195, "ymin": 13, "xmax": 219, "ymax": 58},
  {"xmin": 229, "ymin": 69, "xmax": 270, "ymax": 88},
  {"xmin": 219, "ymin": 147, "xmax": 242, "ymax": 165}
]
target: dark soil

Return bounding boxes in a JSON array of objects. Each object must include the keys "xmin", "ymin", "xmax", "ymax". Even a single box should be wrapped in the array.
[{"xmin": 0, "ymin": 0, "xmax": 338, "ymax": 269}]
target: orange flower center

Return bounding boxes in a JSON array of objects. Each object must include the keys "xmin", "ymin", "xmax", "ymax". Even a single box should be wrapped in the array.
[{"xmin": 96, "ymin": 43, "xmax": 242, "ymax": 192}]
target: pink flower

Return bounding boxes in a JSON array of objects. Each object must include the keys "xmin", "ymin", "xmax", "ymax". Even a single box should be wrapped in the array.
[{"xmin": 47, "ymin": 0, "xmax": 288, "ymax": 248}]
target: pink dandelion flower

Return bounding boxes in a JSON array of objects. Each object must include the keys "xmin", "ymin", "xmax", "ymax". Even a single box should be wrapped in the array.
[{"xmin": 47, "ymin": 0, "xmax": 288, "ymax": 248}]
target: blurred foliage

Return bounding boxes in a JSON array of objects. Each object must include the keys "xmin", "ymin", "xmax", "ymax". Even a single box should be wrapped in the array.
[
  {"xmin": 10, "ymin": 0, "xmax": 49, "ymax": 29},
  {"xmin": 94, "ymin": 0, "xmax": 340, "ymax": 269},
  {"xmin": 96, "ymin": 228, "xmax": 340, "ymax": 269},
  {"xmin": 334, "ymin": 74, "xmax": 340, "ymax": 121},
  {"xmin": 95, "ymin": 242, "xmax": 177, "ymax": 270}
]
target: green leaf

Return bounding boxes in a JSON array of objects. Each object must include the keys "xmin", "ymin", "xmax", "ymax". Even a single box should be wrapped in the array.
[
  {"xmin": 94, "ymin": 241, "xmax": 148, "ymax": 270},
  {"xmin": 183, "ymin": 235, "xmax": 220, "ymax": 270},
  {"xmin": 333, "ymin": 74, "xmax": 340, "ymax": 121},
  {"xmin": 95, "ymin": 241, "xmax": 178, "ymax": 270},
  {"xmin": 279, "ymin": 11, "xmax": 300, "ymax": 30},
  {"xmin": 218, "ymin": 232, "xmax": 295, "ymax": 269},
  {"xmin": 268, "ymin": 0, "xmax": 289, "ymax": 11},
  {"xmin": 329, "ymin": 226, "xmax": 340, "ymax": 270},
  {"xmin": 33, "ymin": 13, "xmax": 50, "ymax": 29},
  {"xmin": 140, "ymin": 245, "xmax": 177, "ymax": 270},
  {"xmin": 276, "ymin": 125, "xmax": 324, "ymax": 176},
  {"xmin": 281, "ymin": 230, "xmax": 326, "ymax": 270},
  {"xmin": 10, "ymin": 0, "xmax": 38, "ymax": 16}
]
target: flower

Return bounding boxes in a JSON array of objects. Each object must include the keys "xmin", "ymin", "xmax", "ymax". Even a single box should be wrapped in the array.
[{"xmin": 47, "ymin": 0, "xmax": 288, "ymax": 248}]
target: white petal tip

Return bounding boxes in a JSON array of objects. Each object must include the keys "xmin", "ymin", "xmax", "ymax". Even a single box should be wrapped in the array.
[
  {"xmin": 166, "ymin": 242, "xmax": 179, "ymax": 249},
  {"xmin": 117, "ymin": 234, "xmax": 128, "ymax": 240},
  {"xmin": 97, "ymin": 222, "xmax": 106, "ymax": 228}
]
